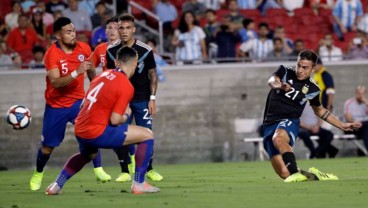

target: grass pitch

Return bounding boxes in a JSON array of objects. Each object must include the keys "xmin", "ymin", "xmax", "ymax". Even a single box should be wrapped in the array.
[{"xmin": 1, "ymin": 157, "xmax": 367, "ymax": 208}]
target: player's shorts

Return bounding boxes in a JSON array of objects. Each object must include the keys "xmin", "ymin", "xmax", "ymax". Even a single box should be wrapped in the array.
[
  {"xmin": 41, "ymin": 99, "xmax": 82, "ymax": 147},
  {"xmin": 262, "ymin": 118, "xmax": 300, "ymax": 158},
  {"xmin": 76, "ymin": 123, "xmax": 129, "ymax": 156},
  {"xmin": 129, "ymin": 100, "xmax": 152, "ymax": 129}
]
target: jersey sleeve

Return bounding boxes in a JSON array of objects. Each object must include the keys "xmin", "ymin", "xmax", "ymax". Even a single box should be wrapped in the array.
[
  {"xmin": 44, "ymin": 47, "xmax": 59, "ymax": 71},
  {"xmin": 112, "ymin": 80, "xmax": 132, "ymax": 115},
  {"xmin": 81, "ymin": 42, "xmax": 92, "ymax": 61},
  {"xmin": 273, "ymin": 65, "xmax": 286, "ymax": 79},
  {"xmin": 145, "ymin": 50, "xmax": 157, "ymax": 70}
]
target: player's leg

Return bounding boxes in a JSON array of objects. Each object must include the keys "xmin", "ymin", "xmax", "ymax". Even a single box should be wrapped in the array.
[
  {"xmin": 46, "ymin": 146, "xmax": 96, "ymax": 195},
  {"xmin": 123, "ymin": 125, "xmax": 160, "ymax": 193},
  {"xmin": 131, "ymin": 101, "xmax": 163, "ymax": 181},
  {"xmin": 69, "ymin": 100, "xmax": 111, "ymax": 182},
  {"xmin": 30, "ymin": 105, "xmax": 68, "ymax": 191}
]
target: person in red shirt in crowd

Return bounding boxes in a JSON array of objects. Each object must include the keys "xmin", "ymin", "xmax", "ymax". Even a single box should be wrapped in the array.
[
  {"xmin": 6, "ymin": 14, "xmax": 39, "ymax": 64},
  {"xmin": 91, "ymin": 15, "xmax": 120, "ymax": 72},
  {"xmin": 45, "ymin": 46, "xmax": 160, "ymax": 195},
  {"xmin": 29, "ymin": 17, "xmax": 111, "ymax": 192}
]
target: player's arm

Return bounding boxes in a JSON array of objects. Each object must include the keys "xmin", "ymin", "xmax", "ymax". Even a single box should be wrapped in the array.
[
  {"xmin": 110, "ymin": 107, "xmax": 131, "ymax": 125},
  {"xmin": 148, "ymin": 68, "xmax": 158, "ymax": 116},
  {"xmin": 86, "ymin": 64, "xmax": 96, "ymax": 81},
  {"xmin": 311, "ymin": 105, "xmax": 361, "ymax": 131},
  {"xmin": 47, "ymin": 62, "xmax": 93, "ymax": 88},
  {"xmin": 268, "ymin": 76, "xmax": 291, "ymax": 91}
]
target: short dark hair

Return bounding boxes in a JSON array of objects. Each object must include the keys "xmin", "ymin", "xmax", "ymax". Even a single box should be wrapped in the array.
[
  {"xmin": 106, "ymin": 15, "xmax": 119, "ymax": 25},
  {"xmin": 116, "ymin": 46, "xmax": 138, "ymax": 64},
  {"xmin": 205, "ymin": 9, "xmax": 216, "ymax": 15},
  {"xmin": 119, "ymin": 13, "xmax": 135, "ymax": 23},
  {"xmin": 242, "ymin": 18, "xmax": 254, "ymax": 28},
  {"xmin": 53, "ymin": 17, "xmax": 72, "ymax": 32},
  {"xmin": 258, "ymin": 22, "xmax": 269, "ymax": 29},
  {"xmin": 298, "ymin": 50, "xmax": 318, "ymax": 66},
  {"xmin": 273, "ymin": 37, "xmax": 283, "ymax": 44},
  {"xmin": 146, "ymin": 38, "xmax": 156, "ymax": 47},
  {"xmin": 32, "ymin": 45, "xmax": 45, "ymax": 54}
]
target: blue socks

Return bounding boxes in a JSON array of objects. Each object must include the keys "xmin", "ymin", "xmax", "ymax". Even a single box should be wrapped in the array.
[
  {"xmin": 92, "ymin": 150, "xmax": 102, "ymax": 168},
  {"xmin": 134, "ymin": 139, "xmax": 154, "ymax": 183}
]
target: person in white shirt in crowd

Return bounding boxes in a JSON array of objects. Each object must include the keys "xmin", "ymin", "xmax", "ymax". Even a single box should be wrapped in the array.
[
  {"xmin": 62, "ymin": 0, "xmax": 92, "ymax": 31},
  {"xmin": 199, "ymin": 0, "xmax": 225, "ymax": 10},
  {"xmin": 318, "ymin": 33, "xmax": 343, "ymax": 62},
  {"xmin": 171, "ymin": 11, "xmax": 207, "ymax": 64},
  {"xmin": 238, "ymin": 22, "xmax": 273, "ymax": 62},
  {"xmin": 333, "ymin": 0, "xmax": 363, "ymax": 41},
  {"xmin": 5, "ymin": 1, "xmax": 23, "ymax": 30},
  {"xmin": 237, "ymin": 0, "xmax": 262, "ymax": 9},
  {"xmin": 0, "ymin": 42, "xmax": 12, "ymax": 70},
  {"xmin": 357, "ymin": 5, "xmax": 368, "ymax": 33},
  {"xmin": 344, "ymin": 85, "xmax": 368, "ymax": 154}
]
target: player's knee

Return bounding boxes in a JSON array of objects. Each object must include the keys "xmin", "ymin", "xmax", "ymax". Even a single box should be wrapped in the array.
[
  {"xmin": 41, "ymin": 145, "xmax": 54, "ymax": 154},
  {"xmin": 272, "ymin": 137, "xmax": 285, "ymax": 149},
  {"xmin": 142, "ymin": 127, "xmax": 154, "ymax": 140}
]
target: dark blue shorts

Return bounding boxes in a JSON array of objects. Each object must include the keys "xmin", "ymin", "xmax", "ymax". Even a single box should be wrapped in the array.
[
  {"xmin": 129, "ymin": 100, "xmax": 152, "ymax": 129},
  {"xmin": 262, "ymin": 119, "xmax": 300, "ymax": 158},
  {"xmin": 41, "ymin": 100, "xmax": 82, "ymax": 147},
  {"xmin": 76, "ymin": 124, "xmax": 129, "ymax": 155}
]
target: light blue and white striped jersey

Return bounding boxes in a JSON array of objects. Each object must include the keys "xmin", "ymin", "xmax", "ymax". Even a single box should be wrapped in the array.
[
  {"xmin": 358, "ymin": 13, "xmax": 368, "ymax": 33},
  {"xmin": 239, "ymin": 38, "xmax": 274, "ymax": 60},
  {"xmin": 237, "ymin": 0, "xmax": 258, "ymax": 9},
  {"xmin": 333, "ymin": 0, "xmax": 364, "ymax": 28},
  {"xmin": 175, "ymin": 26, "xmax": 206, "ymax": 61},
  {"xmin": 198, "ymin": 0, "xmax": 224, "ymax": 10}
]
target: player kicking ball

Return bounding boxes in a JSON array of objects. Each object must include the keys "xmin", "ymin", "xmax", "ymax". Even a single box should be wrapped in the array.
[
  {"xmin": 46, "ymin": 46, "xmax": 159, "ymax": 195},
  {"xmin": 260, "ymin": 50, "xmax": 361, "ymax": 182}
]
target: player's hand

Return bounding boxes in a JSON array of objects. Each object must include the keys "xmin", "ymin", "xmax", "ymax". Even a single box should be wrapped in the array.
[
  {"xmin": 342, "ymin": 122, "xmax": 362, "ymax": 131},
  {"xmin": 77, "ymin": 61, "xmax": 93, "ymax": 74},
  {"xmin": 280, "ymin": 82, "xmax": 291, "ymax": 92},
  {"xmin": 124, "ymin": 106, "xmax": 132, "ymax": 116},
  {"xmin": 148, "ymin": 100, "xmax": 156, "ymax": 117}
]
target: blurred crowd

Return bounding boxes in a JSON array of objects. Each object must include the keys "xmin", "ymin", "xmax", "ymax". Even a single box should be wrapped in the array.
[{"xmin": 0, "ymin": 0, "xmax": 368, "ymax": 69}]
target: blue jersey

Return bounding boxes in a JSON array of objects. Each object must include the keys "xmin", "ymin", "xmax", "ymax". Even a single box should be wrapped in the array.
[{"xmin": 263, "ymin": 65, "xmax": 321, "ymax": 124}]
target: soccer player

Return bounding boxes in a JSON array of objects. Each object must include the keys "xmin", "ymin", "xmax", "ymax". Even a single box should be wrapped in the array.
[
  {"xmin": 261, "ymin": 49, "xmax": 361, "ymax": 182},
  {"xmin": 91, "ymin": 15, "xmax": 120, "ymax": 72},
  {"xmin": 29, "ymin": 17, "xmax": 111, "ymax": 191},
  {"xmin": 105, "ymin": 13, "xmax": 163, "ymax": 182},
  {"xmin": 46, "ymin": 46, "xmax": 160, "ymax": 195}
]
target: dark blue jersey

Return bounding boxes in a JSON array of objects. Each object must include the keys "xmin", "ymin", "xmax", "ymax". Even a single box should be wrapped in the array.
[
  {"xmin": 106, "ymin": 39, "xmax": 156, "ymax": 102},
  {"xmin": 263, "ymin": 65, "xmax": 321, "ymax": 124}
]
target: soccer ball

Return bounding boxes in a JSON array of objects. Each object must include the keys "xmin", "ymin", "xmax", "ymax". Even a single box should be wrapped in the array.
[{"xmin": 6, "ymin": 105, "xmax": 32, "ymax": 130}]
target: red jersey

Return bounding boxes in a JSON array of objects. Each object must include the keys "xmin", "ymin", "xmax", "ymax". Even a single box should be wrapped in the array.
[
  {"xmin": 75, "ymin": 69, "xmax": 134, "ymax": 139},
  {"xmin": 44, "ymin": 41, "xmax": 92, "ymax": 108},
  {"xmin": 91, "ymin": 42, "xmax": 108, "ymax": 71}
]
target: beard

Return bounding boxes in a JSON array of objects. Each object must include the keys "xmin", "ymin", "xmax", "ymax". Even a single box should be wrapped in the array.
[{"xmin": 63, "ymin": 40, "xmax": 76, "ymax": 50}]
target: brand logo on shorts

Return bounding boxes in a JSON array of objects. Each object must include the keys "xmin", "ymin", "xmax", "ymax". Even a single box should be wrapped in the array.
[{"xmin": 78, "ymin": 54, "xmax": 85, "ymax": 62}]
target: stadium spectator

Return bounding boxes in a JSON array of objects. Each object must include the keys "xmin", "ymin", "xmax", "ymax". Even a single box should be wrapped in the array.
[
  {"xmin": 344, "ymin": 85, "xmax": 368, "ymax": 153},
  {"xmin": 172, "ymin": 11, "xmax": 207, "ymax": 64},
  {"xmin": 333, "ymin": 0, "xmax": 364, "ymax": 41},
  {"xmin": 29, "ymin": 45, "xmax": 45, "ymax": 69},
  {"xmin": 152, "ymin": 0, "xmax": 178, "ymax": 34},
  {"xmin": 258, "ymin": 0, "xmax": 283, "ymax": 15},
  {"xmin": 91, "ymin": 12, "xmax": 111, "ymax": 48},
  {"xmin": 238, "ymin": 22, "xmax": 273, "ymax": 62},
  {"xmin": 30, "ymin": 8, "xmax": 48, "ymax": 46},
  {"xmin": 237, "ymin": 0, "xmax": 262, "ymax": 9},
  {"xmin": 0, "ymin": 19, "xmax": 9, "ymax": 42},
  {"xmin": 215, "ymin": 15, "xmax": 242, "ymax": 62},
  {"xmin": 0, "ymin": 42, "xmax": 12, "ymax": 70},
  {"xmin": 346, "ymin": 36, "xmax": 368, "ymax": 59},
  {"xmin": 266, "ymin": 37, "xmax": 289, "ymax": 61},
  {"xmin": 21, "ymin": 0, "xmax": 35, "ymax": 14},
  {"xmin": 298, "ymin": 104, "xmax": 339, "ymax": 158},
  {"xmin": 45, "ymin": 46, "xmax": 160, "ymax": 195},
  {"xmin": 62, "ymin": 0, "xmax": 92, "ymax": 31},
  {"xmin": 10, "ymin": 52, "xmax": 23, "ymax": 69},
  {"xmin": 199, "ymin": 0, "xmax": 225, "ymax": 10},
  {"xmin": 46, "ymin": 0, "xmax": 68, "ymax": 14},
  {"xmin": 239, "ymin": 18, "xmax": 257, "ymax": 43},
  {"xmin": 289, "ymin": 39, "xmax": 305, "ymax": 60},
  {"xmin": 281, "ymin": 0, "xmax": 305, "ymax": 12},
  {"xmin": 260, "ymin": 49, "xmax": 360, "ymax": 182},
  {"xmin": 29, "ymin": 17, "xmax": 110, "ymax": 192},
  {"xmin": 46, "ymin": 10, "xmax": 63, "ymax": 41},
  {"xmin": 91, "ymin": 1, "xmax": 109, "ymax": 29},
  {"xmin": 224, "ymin": 0, "xmax": 245, "ymax": 30},
  {"xmin": 34, "ymin": 1, "xmax": 55, "ymax": 26},
  {"xmin": 313, "ymin": 58, "xmax": 335, "ymax": 112},
  {"xmin": 6, "ymin": 14, "xmax": 39, "ymax": 64},
  {"xmin": 182, "ymin": 0, "xmax": 207, "ymax": 20},
  {"xmin": 318, "ymin": 33, "xmax": 343, "ymax": 62},
  {"xmin": 357, "ymin": 6, "xmax": 368, "ymax": 33},
  {"xmin": 203, "ymin": 9, "xmax": 220, "ymax": 59},
  {"xmin": 308, "ymin": 0, "xmax": 335, "ymax": 15},
  {"xmin": 5, "ymin": 1, "xmax": 23, "ymax": 30},
  {"xmin": 273, "ymin": 26, "xmax": 293, "ymax": 54}
]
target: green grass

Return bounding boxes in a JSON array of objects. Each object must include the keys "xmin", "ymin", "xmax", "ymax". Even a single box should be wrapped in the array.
[{"xmin": 1, "ymin": 158, "xmax": 368, "ymax": 208}]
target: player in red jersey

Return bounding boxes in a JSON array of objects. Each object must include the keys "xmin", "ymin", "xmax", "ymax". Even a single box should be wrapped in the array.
[
  {"xmin": 30, "ymin": 17, "xmax": 110, "ymax": 192},
  {"xmin": 46, "ymin": 46, "xmax": 160, "ymax": 195},
  {"xmin": 90, "ymin": 15, "xmax": 120, "ymax": 72}
]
